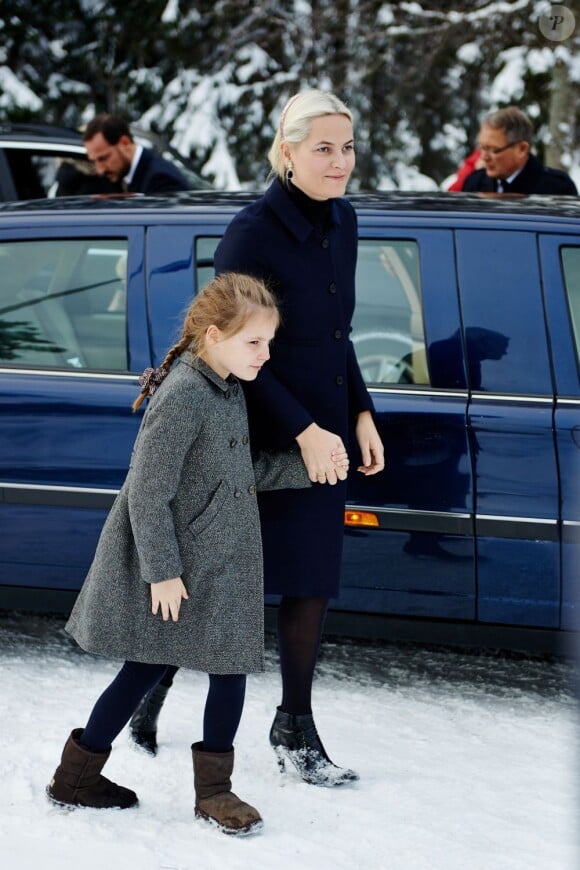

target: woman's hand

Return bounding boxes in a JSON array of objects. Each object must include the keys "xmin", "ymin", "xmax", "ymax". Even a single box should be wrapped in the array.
[
  {"xmin": 355, "ymin": 411, "xmax": 385, "ymax": 476},
  {"xmin": 151, "ymin": 576, "xmax": 189, "ymax": 622},
  {"xmin": 296, "ymin": 423, "xmax": 349, "ymax": 485}
]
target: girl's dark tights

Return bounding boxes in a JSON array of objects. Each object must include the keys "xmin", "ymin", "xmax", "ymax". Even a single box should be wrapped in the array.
[
  {"xmin": 277, "ymin": 595, "xmax": 329, "ymax": 715},
  {"xmin": 80, "ymin": 661, "xmax": 246, "ymax": 754}
]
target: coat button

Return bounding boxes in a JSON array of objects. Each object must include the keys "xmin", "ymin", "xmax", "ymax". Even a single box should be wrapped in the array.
[
  {"xmin": 336, "ymin": 375, "xmax": 344, "ymax": 385},
  {"xmin": 224, "ymin": 390, "xmax": 230, "ymax": 399},
  {"xmin": 321, "ymin": 238, "xmax": 329, "ymax": 248},
  {"xmin": 232, "ymin": 385, "xmax": 239, "ymax": 396},
  {"xmin": 230, "ymin": 438, "xmax": 237, "ymax": 447},
  {"xmin": 328, "ymin": 283, "xmax": 337, "ymax": 294},
  {"xmin": 248, "ymin": 485, "xmax": 256, "ymax": 494},
  {"xmin": 234, "ymin": 490, "xmax": 242, "ymax": 498},
  {"xmin": 334, "ymin": 329, "xmax": 342, "ymax": 339},
  {"xmin": 242, "ymin": 435, "xmax": 249, "ymax": 444}
]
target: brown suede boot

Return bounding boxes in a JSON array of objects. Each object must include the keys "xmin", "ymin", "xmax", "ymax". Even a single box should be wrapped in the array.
[
  {"xmin": 47, "ymin": 729, "xmax": 138, "ymax": 809},
  {"xmin": 192, "ymin": 742, "xmax": 262, "ymax": 835}
]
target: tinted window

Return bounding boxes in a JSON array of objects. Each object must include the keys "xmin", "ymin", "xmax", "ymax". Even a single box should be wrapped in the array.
[
  {"xmin": 196, "ymin": 236, "xmax": 430, "ymax": 387},
  {"xmin": 0, "ymin": 239, "xmax": 128, "ymax": 370},
  {"xmin": 3, "ymin": 149, "xmax": 94, "ymax": 199},
  {"xmin": 353, "ymin": 239, "xmax": 429, "ymax": 386},
  {"xmin": 456, "ymin": 230, "xmax": 551, "ymax": 394},
  {"xmin": 561, "ymin": 247, "xmax": 580, "ymax": 375},
  {"xmin": 196, "ymin": 237, "xmax": 219, "ymax": 289}
]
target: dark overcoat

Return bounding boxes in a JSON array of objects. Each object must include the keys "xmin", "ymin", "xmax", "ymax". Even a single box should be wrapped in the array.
[
  {"xmin": 214, "ymin": 180, "xmax": 374, "ymax": 597},
  {"xmin": 462, "ymin": 154, "xmax": 578, "ymax": 195},
  {"xmin": 129, "ymin": 148, "xmax": 189, "ymax": 194},
  {"xmin": 66, "ymin": 354, "xmax": 310, "ymax": 674}
]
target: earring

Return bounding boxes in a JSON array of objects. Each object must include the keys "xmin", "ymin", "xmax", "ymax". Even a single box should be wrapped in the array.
[{"xmin": 285, "ymin": 161, "xmax": 294, "ymax": 183}]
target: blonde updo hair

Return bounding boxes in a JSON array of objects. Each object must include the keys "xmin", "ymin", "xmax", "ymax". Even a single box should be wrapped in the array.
[
  {"xmin": 133, "ymin": 272, "xmax": 278, "ymax": 410},
  {"xmin": 268, "ymin": 89, "xmax": 353, "ymax": 180}
]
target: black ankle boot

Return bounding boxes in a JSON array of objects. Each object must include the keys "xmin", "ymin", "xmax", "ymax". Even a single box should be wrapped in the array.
[
  {"xmin": 269, "ymin": 707, "xmax": 359, "ymax": 787},
  {"xmin": 129, "ymin": 683, "xmax": 170, "ymax": 755}
]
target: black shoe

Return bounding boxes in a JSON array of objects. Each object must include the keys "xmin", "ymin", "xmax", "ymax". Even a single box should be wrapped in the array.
[
  {"xmin": 269, "ymin": 708, "xmax": 358, "ymax": 787},
  {"xmin": 129, "ymin": 683, "xmax": 170, "ymax": 756}
]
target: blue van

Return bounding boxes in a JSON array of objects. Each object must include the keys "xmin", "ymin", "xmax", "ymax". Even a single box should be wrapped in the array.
[{"xmin": 0, "ymin": 192, "xmax": 578, "ymax": 651}]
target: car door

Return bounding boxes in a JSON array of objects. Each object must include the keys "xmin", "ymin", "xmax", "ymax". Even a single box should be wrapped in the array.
[
  {"xmin": 455, "ymin": 228, "xmax": 560, "ymax": 628},
  {"xmin": 0, "ymin": 225, "xmax": 148, "ymax": 597},
  {"xmin": 146, "ymin": 222, "xmax": 231, "ymax": 364},
  {"xmin": 539, "ymin": 233, "xmax": 580, "ymax": 632},
  {"xmin": 340, "ymin": 227, "xmax": 475, "ymax": 620}
]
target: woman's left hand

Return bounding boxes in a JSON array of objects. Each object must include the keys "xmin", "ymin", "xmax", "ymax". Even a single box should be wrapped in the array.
[{"xmin": 355, "ymin": 411, "xmax": 385, "ymax": 476}]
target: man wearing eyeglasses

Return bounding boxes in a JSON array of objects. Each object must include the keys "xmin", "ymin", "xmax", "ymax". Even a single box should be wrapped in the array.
[{"xmin": 463, "ymin": 106, "xmax": 577, "ymax": 195}]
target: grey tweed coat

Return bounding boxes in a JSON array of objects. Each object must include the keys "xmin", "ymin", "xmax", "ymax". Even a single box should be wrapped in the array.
[{"xmin": 66, "ymin": 353, "xmax": 310, "ymax": 674}]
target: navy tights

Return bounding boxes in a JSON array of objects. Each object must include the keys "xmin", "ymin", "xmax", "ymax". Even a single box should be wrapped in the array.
[{"xmin": 80, "ymin": 661, "xmax": 246, "ymax": 754}]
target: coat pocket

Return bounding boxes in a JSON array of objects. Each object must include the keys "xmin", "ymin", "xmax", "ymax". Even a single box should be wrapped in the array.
[{"xmin": 187, "ymin": 479, "xmax": 229, "ymax": 537}]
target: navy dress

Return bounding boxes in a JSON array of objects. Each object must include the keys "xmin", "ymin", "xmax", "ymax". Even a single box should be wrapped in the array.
[{"xmin": 214, "ymin": 179, "xmax": 374, "ymax": 597}]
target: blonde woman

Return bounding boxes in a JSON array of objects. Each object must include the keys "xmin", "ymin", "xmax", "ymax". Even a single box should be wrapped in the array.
[{"xmin": 214, "ymin": 90, "xmax": 384, "ymax": 786}]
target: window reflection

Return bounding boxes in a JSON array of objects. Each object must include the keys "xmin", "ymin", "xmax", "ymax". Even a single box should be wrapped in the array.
[{"xmin": 0, "ymin": 239, "xmax": 128, "ymax": 370}]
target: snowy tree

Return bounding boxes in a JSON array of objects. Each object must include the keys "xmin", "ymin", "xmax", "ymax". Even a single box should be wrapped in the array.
[{"xmin": 0, "ymin": 0, "xmax": 577, "ymax": 189}]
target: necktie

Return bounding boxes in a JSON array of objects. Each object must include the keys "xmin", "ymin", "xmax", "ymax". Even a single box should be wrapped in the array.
[{"xmin": 496, "ymin": 179, "xmax": 504, "ymax": 193}]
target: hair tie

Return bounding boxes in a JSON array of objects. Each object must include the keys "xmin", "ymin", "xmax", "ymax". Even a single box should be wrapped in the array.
[
  {"xmin": 139, "ymin": 365, "xmax": 168, "ymax": 396},
  {"xmin": 279, "ymin": 94, "xmax": 300, "ymax": 139}
]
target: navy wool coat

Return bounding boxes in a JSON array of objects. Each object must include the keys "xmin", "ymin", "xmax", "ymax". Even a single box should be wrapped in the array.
[
  {"xmin": 66, "ymin": 354, "xmax": 310, "ymax": 674},
  {"xmin": 214, "ymin": 180, "xmax": 374, "ymax": 597}
]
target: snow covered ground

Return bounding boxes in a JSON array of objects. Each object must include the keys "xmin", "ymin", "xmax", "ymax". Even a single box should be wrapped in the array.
[{"xmin": 0, "ymin": 611, "xmax": 577, "ymax": 870}]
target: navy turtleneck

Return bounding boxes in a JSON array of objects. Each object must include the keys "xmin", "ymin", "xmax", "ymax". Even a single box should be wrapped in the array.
[{"xmin": 278, "ymin": 177, "xmax": 334, "ymax": 233}]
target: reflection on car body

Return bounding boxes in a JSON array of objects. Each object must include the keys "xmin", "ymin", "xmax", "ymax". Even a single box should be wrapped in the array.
[{"xmin": 0, "ymin": 191, "xmax": 578, "ymax": 652}]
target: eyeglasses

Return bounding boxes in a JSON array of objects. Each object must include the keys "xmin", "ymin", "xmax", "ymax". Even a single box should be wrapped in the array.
[{"xmin": 478, "ymin": 140, "xmax": 522, "ymax": 156}]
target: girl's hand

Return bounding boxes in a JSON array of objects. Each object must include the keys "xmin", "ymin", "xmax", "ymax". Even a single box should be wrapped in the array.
[
  {"xmin": 355, "ymin": 411, "xmax": 385, "ymax": 476},
  {"xmin": 296, "ymin": 423, "xmax": 348, "ymax": 485},
  {"xmin": 331, "ymin": 446, "xmax": 350, "ymax": 474},
  {"xmin": 151, "ymin": 576, "xmax": 189, "ymax": 622}
]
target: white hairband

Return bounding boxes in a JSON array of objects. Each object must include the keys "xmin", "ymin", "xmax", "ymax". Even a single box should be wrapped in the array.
[{"xmin": 279, "ymin": 94, "xmax": 301, "ymax": 139}]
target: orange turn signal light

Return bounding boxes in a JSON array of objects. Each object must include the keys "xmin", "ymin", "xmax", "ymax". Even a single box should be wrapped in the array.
[{"xmin": 344, "ymin": 510, "xmax": 379, "ymax": 528}]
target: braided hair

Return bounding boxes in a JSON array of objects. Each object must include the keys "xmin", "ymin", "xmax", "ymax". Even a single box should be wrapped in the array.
[{"xmin": 133, "ymin": 272, "xmax": 278, "ymax": 411}]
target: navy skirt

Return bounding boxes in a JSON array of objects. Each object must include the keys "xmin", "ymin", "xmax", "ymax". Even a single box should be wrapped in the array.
[{"xmin": 258, "ymin": 479, "xmax": 346, "ymax": 598}]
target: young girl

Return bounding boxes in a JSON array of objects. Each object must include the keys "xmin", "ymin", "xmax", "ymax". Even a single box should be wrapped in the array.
[{"xmin": 46, "ymin": 272, "xmax": 320, "ymax": 835}]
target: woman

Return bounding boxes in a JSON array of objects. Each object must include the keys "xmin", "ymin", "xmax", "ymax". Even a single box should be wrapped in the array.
[{"xmin": 214, "ymin": 90, "xmax": 384, "ymax": 786}]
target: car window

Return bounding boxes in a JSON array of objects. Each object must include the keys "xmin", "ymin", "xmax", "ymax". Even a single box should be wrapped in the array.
[
  {"xmin": 196, "ymin": 235, "xmax": 429, "ymax": 387},
  {"xmin": 352, "ymin": 239, "xmax": 428, "ymax": 386},
  {"xmin": 456, "ymin": 230, "xmax": 551, "ymax": 394},
  {"xmin": 561, "ymin": 247, "xmax": 580, "ymax": 374},
  {"xmin": 196, "ymin": 237, "xmax": 218, "ymax": 289},
  {"xmin": 3, "ymin": 147, "xmax": 98, "ymax": 199},
  {"xmin": 0, "ymin": 239, "xmax": 128, "ymax": 371},
  {"xmin": 3, "ymin": 149, "xmax": 47, "ymax": 199}
]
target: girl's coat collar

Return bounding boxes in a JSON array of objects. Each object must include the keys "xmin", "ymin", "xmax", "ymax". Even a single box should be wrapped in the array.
[{"xmin": 179, "ymin": 351, "xmax": 236, "ymax": 393}]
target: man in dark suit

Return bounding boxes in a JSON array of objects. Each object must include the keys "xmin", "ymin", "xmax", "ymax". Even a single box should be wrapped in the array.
[
  {"xmin": 83, "ymin": 114, "xmax": 189, "ymax": 194},
  {"xmin": 463, "ymin": 106, "xmax": 577, "ymax": 195}
]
